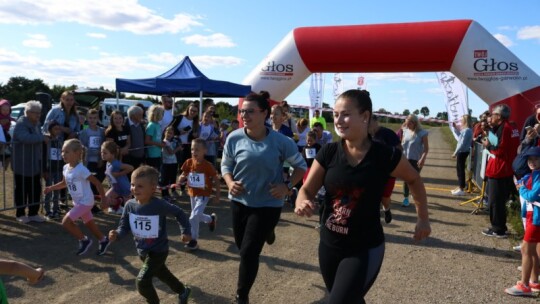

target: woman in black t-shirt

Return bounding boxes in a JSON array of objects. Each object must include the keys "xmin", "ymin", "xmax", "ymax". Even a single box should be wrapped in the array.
[
  {"xmin": 105, "ymin": 110, "xmax": 131, "ymax": 160},
  {"xmin": 295, "ymin": 89, "xmax": 431, "ymax": 303}
]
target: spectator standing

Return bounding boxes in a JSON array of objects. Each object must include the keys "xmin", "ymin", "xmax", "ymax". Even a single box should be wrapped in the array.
[
  {"xmin": 43, "ymin": 91, "xmax": 80, "ymax": 141},
  {"xmin": 481, "ymin": 104, "xmax": 520, "ymax": 238},
  {"xmin": 451, "ymin": 114, "xmax": 473, "ymax": 196},
  {"xmin": 79, "ymin": 109, "xmax": 106, "ymax": 209},
  {"xmin": 310, "ymin": 109, "xmax": 327, "ymax": 130},
  {"xmin": 43, "ymin": 121, "xmax": 64, "ymax": 220},
  {"xmin": 145, "ymin": 105, "xmax": 165, "ymax": 171},
  {"xmin": 159, "ymin": 95, "xmax": 174, "ymax": 136},
  {"xmin": 12, "ymin": 101, "xmax": 48, "ymax": 223},
  {"xmin": 296, "ymin": 118, "xmax": 310, "ymax": 152},
  {"xmin": 401, "ymin": 114, "xmax": 429, "ymax": 207},
  {"xmin": 281, "ymin": 101, "xmax": 299, "ymax": 134},
  {"xmin": 312, "ymin": 122, "xmax": 333, "ymax": 146},
  {"xmin": 105, "ymin": 110, "xmax": 131, "ymax": 161},
  {"xmin": 124, "ymin": 105, "xmax": 146, "ymax": 172}
]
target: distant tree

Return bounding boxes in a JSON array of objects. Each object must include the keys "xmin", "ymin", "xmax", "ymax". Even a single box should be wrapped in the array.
[
  {"xmin": 50, "ymin": 84, "xmax": 77, "ymax": 101},
  {"xmin": 377, "ymin": 108, "xmax": 389, "ymax": 114},
  {"xmin": 413, "ymin": 109, "xmax": 420, "ymax": 115},
  {"xmin": 1, "ymin": 76, "xmax": 51, "ymax": 105},
  {"xmin": 402, "ymin": 109, "xmax": 410, "ymax": 116},
  {"xmin": 436, "ymin": 112, "xmax": 448, "ymax": 120},
  {"xmin": 322, "ymin": 102, "xmax": 330, "ymax": 108},
  {"xmin": 420, "ymin": 106, "xmax": 430, "ymax": 117},
  {"xmin": 215, "ymin": 102, "xmax": 234, "ymax": 121}
]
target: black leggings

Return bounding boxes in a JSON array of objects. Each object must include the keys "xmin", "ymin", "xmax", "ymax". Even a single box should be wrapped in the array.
[
  {"xmin": 403, "ymin": 159, "xmax": 421, "ymax": 198},
  {"xmin": 455, "ymin": 152, "xmax": 469, "ymax": 189},
  {"xmin": 231, "ymin": 201, "xmax": 282, "ymax": 299},
  {"xmin": 319, "ymin": 242, "xmax": 385, "ymax": 304}
]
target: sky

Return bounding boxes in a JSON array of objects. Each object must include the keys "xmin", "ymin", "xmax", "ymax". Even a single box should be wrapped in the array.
[{"xmin": 1, "ymin": 0, "xmax": 539, "ymax": 118}]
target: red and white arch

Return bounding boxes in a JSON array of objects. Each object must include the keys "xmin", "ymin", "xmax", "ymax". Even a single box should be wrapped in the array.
[{"xmin": 241, "ymin": 20, "xmax": 540, "ymax": 128}]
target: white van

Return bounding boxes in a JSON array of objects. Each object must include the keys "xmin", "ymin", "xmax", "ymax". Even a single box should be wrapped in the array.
[{"xmin": 100, "ymin": 98, "xmax": 154, "ymax": 126}]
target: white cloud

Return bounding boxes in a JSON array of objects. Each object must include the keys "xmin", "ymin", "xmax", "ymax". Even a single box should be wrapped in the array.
[
  {"xmin": 190, "ymin": 55, "xmax": 243, "ymax": 68},
  {"xmin": 147, "ymin": 52, "xmax": 179, "ymax": 64},
  {"xmin": 0, "ymin": 48, "xmax": 163, "ymax": 89},
  {"xmin": 497, "ymin": 25, "xmax": 517, "ymax": 31},
  {"xmin": 0, "ymin": 48, "xmax": 246, "ymax": 89},
  {"xmin": 0, "ymin": 0, "xmax": 203, "ymax": 35},
  {"xmin": 182, "ymin": 33, "xmax": 235, "ymax": 48},
  {"xmin": 22, "ymin": 34, "xmax": 51, "ymax": 48},
  {"xmin": 517, "ymin": 26, "xmax": 540, "ymax": 41},
  {"xmin": 493, "ymin": 33, "xmax": 514, "ymax": 47},
  {"xmin": 87, "ymin": 33, "xmax": 107, "ymax": 39}
]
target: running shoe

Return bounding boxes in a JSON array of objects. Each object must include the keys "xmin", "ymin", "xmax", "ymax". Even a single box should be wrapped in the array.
[
  {"xmin": 505, "ymin": 281, "xmax": 532, "ymax": 296},
  {"xmin": 179, "ymin": 286, "xmax": 191, "ymax": 304},
  {"xmin": 97, "ymin": 236, "xmax": 110, "ymax": 256},
  {"xmin": 77, "ymin": 237, "xmax": 93, "ymax": 256},
  {"xmin": 401, "ymin": 197, "xmax": 410, "ymax": 207},
  {"xmin": 185, "ymin": 240, "xmax": 199, "ymax": 251}
]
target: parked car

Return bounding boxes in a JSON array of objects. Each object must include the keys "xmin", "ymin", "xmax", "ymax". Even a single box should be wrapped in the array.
[{"xmin": 100, "ymin": 98, "xmax": 154, "ymax": 126}]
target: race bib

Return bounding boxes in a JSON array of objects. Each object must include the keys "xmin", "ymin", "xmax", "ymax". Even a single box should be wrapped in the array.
[
  {"xmin": 129, "ymin": 213, "xmax": 159, "ymax": 239},
  {"xmin": 305, "ymin": 148, "xmax": 317, "ymax": 159},
  {"xmin": 89, "ymin": 136, "xmax": 101, "ymax": 149},
  {"xmin": 50, "ymin": 148, "xmax": 61, "ymax": 161},
  {"xmin": 67, "ymin": 181, "xmax": 83, "ymax": 198},
  {"xmin": 188, "ymin": 172, "xmax": 205, "ymax": 189}
]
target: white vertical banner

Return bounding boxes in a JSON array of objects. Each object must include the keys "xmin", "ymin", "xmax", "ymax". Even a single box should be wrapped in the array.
[
  {"xmin": 333, "ymin": 73, "xmax": 343, "ymax": 102},
  {"xmin": 436, "ymin": 72, "xmax": 469, "ymax": 140},
  {"xmin": 309, "ymin": 73, "xmax": 324, "ymax": 118}
]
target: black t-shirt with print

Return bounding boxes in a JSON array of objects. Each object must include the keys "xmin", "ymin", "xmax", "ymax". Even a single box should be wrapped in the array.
[
  {"xmin": 316, "ymin": 140, "xmax": 401, "ymax": 251},
  {"xmin": 105, "ymin": 126, "xmax": 130, "ymax": 148}
]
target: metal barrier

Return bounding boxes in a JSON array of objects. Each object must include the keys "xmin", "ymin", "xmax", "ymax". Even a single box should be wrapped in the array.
[{"xmin": 0, "ymin": 139, "xmax": 69, "ymax": 213}]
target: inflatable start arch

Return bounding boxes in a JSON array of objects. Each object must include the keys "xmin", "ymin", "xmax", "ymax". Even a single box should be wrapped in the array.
[{"xmin": 241, "ymin": 20, "xmax": 540, "ymax": 128}]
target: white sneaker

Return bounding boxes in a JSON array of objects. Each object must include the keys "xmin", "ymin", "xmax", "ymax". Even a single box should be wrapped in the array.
[
  {"xmin": 27, "ymin": 215, "xmax": 46, "ymax": 222},
  {"xmin": 450, "ymin": 187, "xmax": 460, "ymax": 194},
  {"xmin": 108, "ymin": 207, "xmax": 115, "ymax": 213},
  {"xmin": 513, "ymin": 245, "xmax": 522, "ymax": 253},
  {"xmin": 452, "ymin": 190, "xmax": 466, "ymax": 196},
  {"xmin": 16, "ymin": 216, "xmax": 30, "ymax": 223}
]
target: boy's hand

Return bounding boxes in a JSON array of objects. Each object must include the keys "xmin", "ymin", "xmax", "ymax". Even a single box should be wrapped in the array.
[
  {"xmin": 109, "ymin": 230, "xmax": 118, "ymax": 242},
  {"xmin": 27, "ymin": 267, "xmax": 45, "ymax": 285},
  {"xmin": 180, "ymin": 234, "xmax": 191, "ymax": 243},
  {"xmin": 43, "ymin": 186, "xmax": 51, "ymax": 195},
  {"xmin": 177, "ymin": 175, "xmax": 187, "ymax": 186}
]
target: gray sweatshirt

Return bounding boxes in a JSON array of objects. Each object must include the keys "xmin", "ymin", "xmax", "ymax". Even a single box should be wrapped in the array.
[
  {"xmin": 115, "ymin": 197, "xmax": 191, "ymax": 256},
  {"xmin": 12, "ymin": 116, "xmax": 44, "ymax": 176}
]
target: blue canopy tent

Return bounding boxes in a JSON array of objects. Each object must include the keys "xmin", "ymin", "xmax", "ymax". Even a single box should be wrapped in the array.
[{"xmin": 115, "ymin": 56, "xmax": 252, "ymax": 116}]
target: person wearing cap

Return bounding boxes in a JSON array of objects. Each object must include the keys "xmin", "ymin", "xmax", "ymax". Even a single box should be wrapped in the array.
[
  {"xmin": 481, "ymin": 104, "xmax": 520, "ymax": 238},
  {"xmin": 505, "ymin": 146, "xmax": 540, "ymax": 296}
]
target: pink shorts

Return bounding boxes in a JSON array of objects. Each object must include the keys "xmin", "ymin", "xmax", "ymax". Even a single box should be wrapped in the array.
[
  {"xmin": 67, "ymin": 203, "xmax": 94, "ymax": 224},
  {"xmin": 382, "ymin": 177, "xmax": 396, "ymax": 198},
  {"xmin": 524, "ymin": 211, "xmax": 540, "ymax": 243}
]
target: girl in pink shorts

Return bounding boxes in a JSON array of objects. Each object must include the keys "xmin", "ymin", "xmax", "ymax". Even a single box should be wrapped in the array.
[{"xmin": 43, "ymin": 139, "xmax": 111, "ymax": 256}]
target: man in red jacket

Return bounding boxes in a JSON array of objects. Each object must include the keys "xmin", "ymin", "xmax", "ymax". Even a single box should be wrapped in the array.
[{"xmin": 481, "ymin": 104, "xmax": 520, "ymax": 238}]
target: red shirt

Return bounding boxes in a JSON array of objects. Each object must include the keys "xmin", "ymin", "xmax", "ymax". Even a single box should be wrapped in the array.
[{"xmin": 485, "ymin": 120, "xmax": 520, "ymax": 178}]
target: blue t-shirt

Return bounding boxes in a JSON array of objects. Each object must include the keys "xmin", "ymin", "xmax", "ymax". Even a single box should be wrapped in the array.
[
  {"xmin": 146, "ymin": 122, "xmax": 162, "ymax": 158},
  {"xmin": 221, "ymin": 127, "xmax": 307, "ymax": 207},
  {"xmin": 105, "ymin": 159, "xmax": 131, "ymax": 196}
]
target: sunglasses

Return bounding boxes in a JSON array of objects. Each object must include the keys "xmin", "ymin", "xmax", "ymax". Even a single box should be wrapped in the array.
[{"xmin": 238, "ymin": 109, "xmax": 263, "ymax": 115}]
